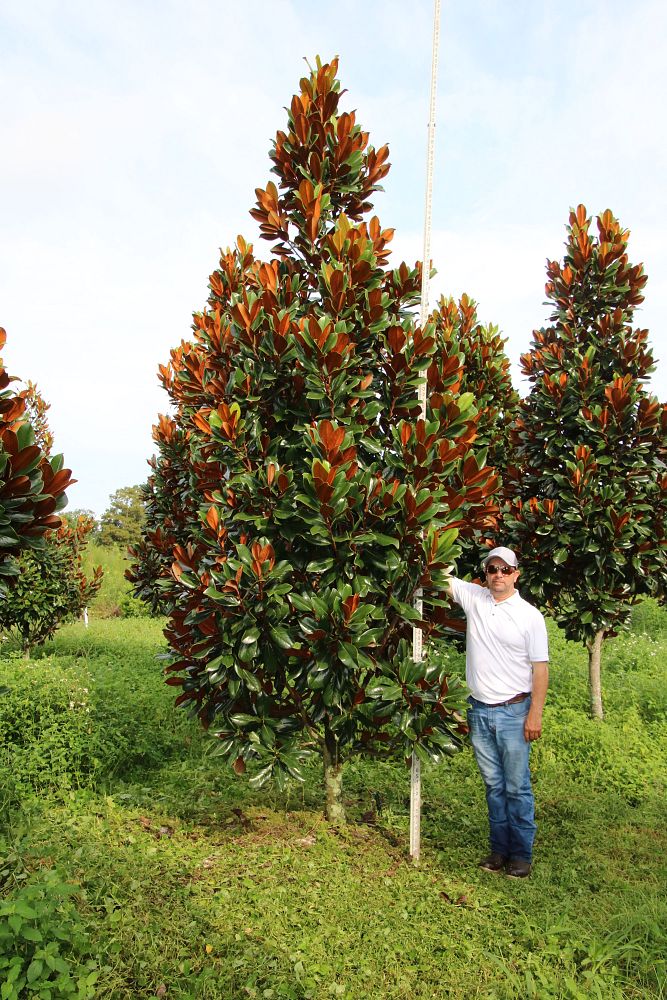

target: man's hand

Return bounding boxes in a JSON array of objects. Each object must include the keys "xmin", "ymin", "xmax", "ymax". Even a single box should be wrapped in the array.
[
  {"xmin": 524, "ymin": 710, "xmax": 542, "ymax": 741},
  {"xmin": 525, "ymin": 661, "xmax": 549, "ymax": 741}
]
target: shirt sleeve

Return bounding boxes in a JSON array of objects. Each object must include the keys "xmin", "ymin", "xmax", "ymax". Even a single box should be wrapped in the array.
[
  {"xmin": 449, "ymin": 577, "xmax": 485, "ymax": 616},
  {"xmin": 527, "ymin": 610, "xmax": 549, "ymax": 662}
]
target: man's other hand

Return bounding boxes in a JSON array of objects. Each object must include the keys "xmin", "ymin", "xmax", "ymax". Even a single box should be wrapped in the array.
[{"xmin": 524, "ymin": 711, "xmax": 542, "ymax": 741}]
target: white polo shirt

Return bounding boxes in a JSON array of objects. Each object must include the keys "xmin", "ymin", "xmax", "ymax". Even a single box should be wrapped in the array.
[{"xmin": 449, "ymin": 578, "xmax": 549, "ymax": 704}]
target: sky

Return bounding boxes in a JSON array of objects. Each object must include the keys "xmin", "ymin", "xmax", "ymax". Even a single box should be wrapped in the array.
[{"xmin": 1, "ymin": 0, "xmax": 666, "ymax": 517}]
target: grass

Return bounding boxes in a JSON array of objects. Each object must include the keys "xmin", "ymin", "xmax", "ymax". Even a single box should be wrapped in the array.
[
  {"xmin": 1, "ymin": 609, "xmax": 666, "ymax": 998},
  {"xmin": 82, "ymin": 543, "xmax": 146, "ymax": 619}
]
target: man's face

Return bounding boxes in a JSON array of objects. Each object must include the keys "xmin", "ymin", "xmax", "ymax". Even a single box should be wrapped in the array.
[{"xmin": 485, "ymin": 558, "xmax": 519, "ymax": 601}]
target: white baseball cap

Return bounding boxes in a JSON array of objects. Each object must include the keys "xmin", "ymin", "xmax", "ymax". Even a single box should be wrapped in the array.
[{"xmin": 482, "ymin": 546, "xmax": 519, "ymax": 569}]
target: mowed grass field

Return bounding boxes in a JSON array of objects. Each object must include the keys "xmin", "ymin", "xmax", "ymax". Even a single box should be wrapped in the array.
[{"xmin": 1, "ymin": 607, "xmax": 666, "ymax": 1000}]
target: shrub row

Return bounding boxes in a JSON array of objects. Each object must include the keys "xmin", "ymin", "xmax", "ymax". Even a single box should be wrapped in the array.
[
  {"xmin": 2, "ymin": 611, "xmax": 666, "ymax": 814},
  {"xmin": 0, "ymin": 621, "xmax": 193, "ymax": 810}
]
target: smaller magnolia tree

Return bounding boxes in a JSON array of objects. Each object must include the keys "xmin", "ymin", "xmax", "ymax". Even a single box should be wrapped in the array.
[
  {"xmin": 1, "ymin": 516, "xmax": 103, "ymax": 655},
  {"xmin": 0, "ymin": 328, "xmax": 74, "ymax": 589},
  {"xmin": 504, "ymin": 205, "xmax": 667, "ymax": 718}
]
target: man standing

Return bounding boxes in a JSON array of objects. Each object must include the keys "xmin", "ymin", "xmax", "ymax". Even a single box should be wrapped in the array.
[{"xmin": 447, "ymin": 546, "xmax": 549, "ymax": 878}]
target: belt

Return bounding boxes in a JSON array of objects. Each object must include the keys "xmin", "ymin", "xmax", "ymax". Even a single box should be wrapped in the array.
[{"xmin": 483, "ymin": 692, "xmax": 531, "ymax": 708}]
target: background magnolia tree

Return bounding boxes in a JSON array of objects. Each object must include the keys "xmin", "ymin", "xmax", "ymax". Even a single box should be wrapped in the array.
[
  {"xmin": 0, "ymin": 368, "xmax": 102, "ymax": 654},
  {"xmin": 434, "ymin": 294, "xmax": 519, "ymax": 484},
  {"xmin": 0, "ymin": 328, "xmax": 74, "ymax": 590},
  {"xmin": 1, "ymin": 515, "xmax": 103, "ymax": 656},
  {"xmin": 134, "ymin": 58, "xmax": 502, "ymax": 821},
  {"xmin": 428, "ymin": 294, "xmax": 518, "ymax": 641},
  {"xmin": 126, "ymin": 415, "xmax": 194, "ymax": 616},
  {"xmin": 504, "ymin": 205, "xmax": 667, "ymax": 719}
]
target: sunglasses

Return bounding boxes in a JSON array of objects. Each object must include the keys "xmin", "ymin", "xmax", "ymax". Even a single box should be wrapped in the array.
[{"xmin": 485, "ymin": 564, "xmax": 516, "ymax": 576}]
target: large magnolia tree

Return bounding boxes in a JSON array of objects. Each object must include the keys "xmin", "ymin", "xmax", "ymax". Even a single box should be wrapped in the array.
[
  {"xmin": 504, "ymin": 205, "xmax": 667, "ymax": 719},
  {"xmin": 138, "ymin": 59, "xmax": 502, "ymax": 820}
]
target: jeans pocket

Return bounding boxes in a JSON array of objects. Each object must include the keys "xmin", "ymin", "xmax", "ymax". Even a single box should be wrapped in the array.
[{"xmin": 509, "ymin": 697, "xmax": 531, "ymax": 717}]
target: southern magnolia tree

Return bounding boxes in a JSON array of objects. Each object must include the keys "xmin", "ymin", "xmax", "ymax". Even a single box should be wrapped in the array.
[
  {"xmin": 426, "ymin": 295, "xmax": 518, "ymax": 640},
  {"xmin": 0, "ymin": 328, "xmax": 74, "ymax": 589},
  {"xmin": 147, "ymin": 60, "xmax": 501, "ymax": 820},
  {"xmin": 504, "ymin": 205, "xmax": 667, "ymax": 719},
  {"xmin": 1, "ymin": 515, "xmax": 103, "ymax": 655},
  {"xmin": 432, "ymin": 295, "xmax": 518, "ymax": 571},
  {"xmin": 434, "ymin": 294, "xmax": 519, "ymax": 481},
  {"xmin": 0, "ymin": 369, "xmax": 102, "ymax": 653},
  {"xmin": 127, "ymin": 415, "xmax": 193, "ymax": 615}
]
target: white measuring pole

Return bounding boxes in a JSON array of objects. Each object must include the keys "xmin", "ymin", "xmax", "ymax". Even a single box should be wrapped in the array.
[{"xmin": 410, "ymin": 0, "xmax": 442, "ymax": 863}]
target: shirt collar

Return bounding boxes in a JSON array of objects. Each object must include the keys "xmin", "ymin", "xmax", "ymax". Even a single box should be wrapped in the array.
[{"xmin": 488, "ymin": 589, "xmax": 520, "ymax": 606}]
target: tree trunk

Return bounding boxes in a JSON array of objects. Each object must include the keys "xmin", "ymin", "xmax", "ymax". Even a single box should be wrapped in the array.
[
  {"xmin": 587, "ymin": 629, "xmax": 605, "ymax": 721},
  {"xmin": 322, "ymin": 730, "xmax": 345, "ymax": 825}
]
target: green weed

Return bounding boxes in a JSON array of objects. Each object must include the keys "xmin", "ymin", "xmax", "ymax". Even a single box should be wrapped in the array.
[{"xmin": 0, "ymin": 865, "xmax": 99, "ymax": 999}]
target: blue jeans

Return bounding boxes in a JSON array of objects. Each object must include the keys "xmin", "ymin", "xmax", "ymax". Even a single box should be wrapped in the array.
[{"xmin": 467, "ymin": 696, "xmax": 536, "ymax": 862}]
